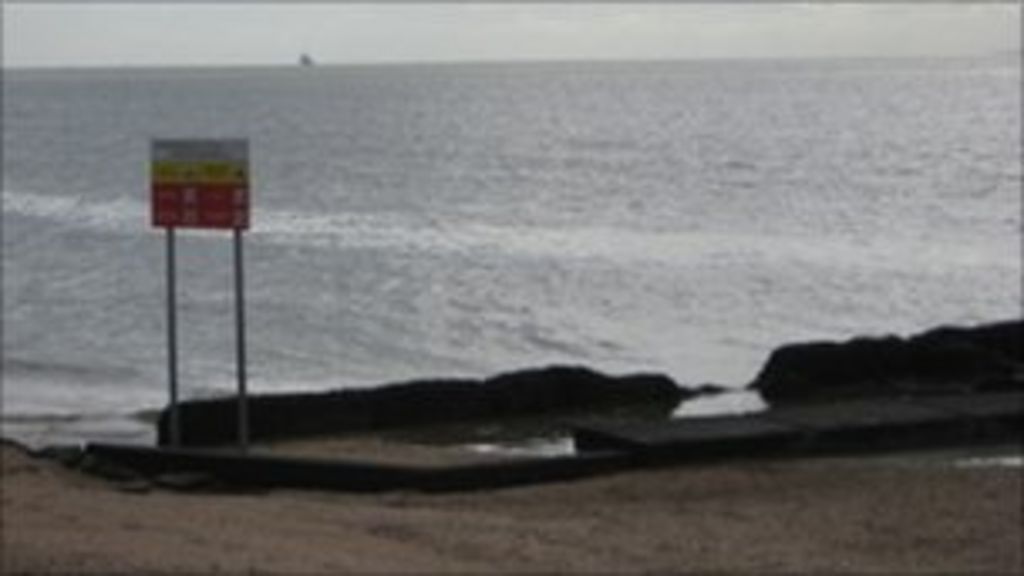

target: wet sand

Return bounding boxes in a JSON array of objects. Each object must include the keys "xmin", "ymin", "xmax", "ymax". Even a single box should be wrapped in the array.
[{"xmin": 2, "ymin": 440, "xmax": 1020, "ymax": 573}]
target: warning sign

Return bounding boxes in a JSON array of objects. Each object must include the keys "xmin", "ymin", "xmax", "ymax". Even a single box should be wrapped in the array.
[{"xmin": 151, "ymin": 139, "xmax": 249, "ymax": 229}]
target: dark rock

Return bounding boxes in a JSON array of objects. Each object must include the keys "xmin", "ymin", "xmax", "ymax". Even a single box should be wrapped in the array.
[
  {"xmin": 158, "ymin": 365, "xmax": 695, "ymax": 447},
  {"xmin": 750, "ymin": 320, "xmax": 1021, "ymax": 403},
  {"xmin": 691, "ymin": 383, "xmax": 730, "ymax": 395},
  {"xmin": 481, "ymin": 367, "xmax": 683, "ymax": 414}
]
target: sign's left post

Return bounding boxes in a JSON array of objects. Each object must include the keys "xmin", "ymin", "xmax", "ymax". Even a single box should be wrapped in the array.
[
  {"xmin": 152, "ymin": 140, "xmax": 183, "ymax": 448},
  {"xmin": 165, "ymin": 227, "xmax": 181, "ymax": 447}
]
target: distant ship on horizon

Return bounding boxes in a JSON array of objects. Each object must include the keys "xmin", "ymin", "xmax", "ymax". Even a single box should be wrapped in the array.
[{"xmin": 299, "ymin": 53, "xmax": 315, "ymax": 67}]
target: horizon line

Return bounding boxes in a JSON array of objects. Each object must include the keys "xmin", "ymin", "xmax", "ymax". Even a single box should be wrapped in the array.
[{"xmin": 4, "ymin": 51, "xmax": 1017, "ymax": 73}]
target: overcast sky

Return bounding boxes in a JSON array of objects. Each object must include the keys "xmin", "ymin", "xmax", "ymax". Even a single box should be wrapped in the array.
[{"xmin": 3, "ymin": 4, "xmax": 1020, "ymax": 69}]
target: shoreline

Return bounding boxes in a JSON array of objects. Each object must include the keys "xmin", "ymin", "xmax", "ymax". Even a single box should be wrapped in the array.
[
  {"xmin": 0, "ymin": 388, "xmax": 760, "ymax": 452},
  {"xmin": 4, "ymin": 318, "xmax": 1017, "ymax": 451}
]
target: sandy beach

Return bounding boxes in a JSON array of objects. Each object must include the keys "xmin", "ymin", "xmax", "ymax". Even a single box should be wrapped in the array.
[{"xmin": 2, "ymin": 439, "xmax": 1020, "ymax": 574}]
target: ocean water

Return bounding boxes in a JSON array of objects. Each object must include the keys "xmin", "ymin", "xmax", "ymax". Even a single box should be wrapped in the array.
[{"xmin": 3, "ymin": 58, "xmax": 1020, "ymax": 447}]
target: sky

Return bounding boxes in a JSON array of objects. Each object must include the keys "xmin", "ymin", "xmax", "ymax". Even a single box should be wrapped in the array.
[{"xmin": 2, "ymin": 3, "xmax": 1020, "ymax": 69}]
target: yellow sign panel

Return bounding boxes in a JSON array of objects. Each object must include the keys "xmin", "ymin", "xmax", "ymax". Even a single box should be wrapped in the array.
[
  {"xmin": 197, "ymin": 161, "xmax": 247, "ymax": 184},
  {"xmin": 152, "ymin": 161, "xmax": 247, "ymax": 185}
]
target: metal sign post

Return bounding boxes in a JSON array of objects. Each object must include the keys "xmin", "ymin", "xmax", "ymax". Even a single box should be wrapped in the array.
[
  {"xmin": 166, "ymin": 228, "xmax": 181, "ymax": 447},
  {"xmin": 151, "ymin": 139, "xmax": 251, "ymax": 451}
]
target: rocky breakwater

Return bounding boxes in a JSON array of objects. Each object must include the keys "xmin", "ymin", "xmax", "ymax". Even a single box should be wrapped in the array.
[
  {"xmin": 750, "ymin": 320, "xmax": 1022, "ymax": 403},
  {"xmin": 158, "ymin": 366, "xmax": 702, "ymax": 447}
]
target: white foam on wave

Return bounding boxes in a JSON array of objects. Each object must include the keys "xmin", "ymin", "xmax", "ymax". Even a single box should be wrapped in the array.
[
  {"xmin": 3, "ymin": 190, "xmax": 146, "ymax": 232},
  {"xmin": 1, "ymin": 368, "xmax": 160, "ymax": 419},
  {"xmin": 256, "ymin": 204, "xmax": 1016, "ymax": 274},
  {"xmin": 5, "ymin": 188, "xmax": 1013, "ymax": 274}
]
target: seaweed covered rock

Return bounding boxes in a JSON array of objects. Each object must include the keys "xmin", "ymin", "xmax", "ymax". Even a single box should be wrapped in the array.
[
  {"xmin": 158, "ymin": 365, "xmax": 696, "ymax": 446},
  {"xmin": 750, "ymin": 320, "xmax": 1022, "ymax": 403}
]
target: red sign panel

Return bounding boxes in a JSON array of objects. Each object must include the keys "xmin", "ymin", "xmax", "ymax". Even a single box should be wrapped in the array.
[{"xmin": 151, "ymin": 140, "xmax": 250, "ymax": 230}]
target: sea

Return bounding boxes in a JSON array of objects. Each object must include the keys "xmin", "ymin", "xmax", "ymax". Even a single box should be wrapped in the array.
[{"xmin": 3, "ymin": 57, "xmax": 1020, "ymax": 448}]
